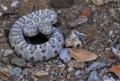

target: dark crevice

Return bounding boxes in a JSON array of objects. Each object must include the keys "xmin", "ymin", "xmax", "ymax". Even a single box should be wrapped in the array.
[{"xmin": 24, "ymin": 32, "xmax": 50, "ymax": 45}]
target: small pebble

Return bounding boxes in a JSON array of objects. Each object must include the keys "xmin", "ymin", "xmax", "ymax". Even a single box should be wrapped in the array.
[
  {"xmin": 104, "ymin": 77, "xmax": 116, "ymax": 81},
  {"xmin": 11, "ymin": 1, "xmax": 19, "ymax": 7},
  {"xmin": 1, "ymin": 4, "xmax": 8, "ymax": 11},
  {"xmin": 67, "ymin": 67, "xmax": 74, "ymax": 72},
  {"xmin": 11, "ymin": 57, "xmax": 32, "ymax": 68},
  {"xmin": 112, "ymin": 38, "xmax": 120, "ymax": 59},
  {"xmin": 92, "ymin": 0, "xmax": 104, "ymax": 5},
  {"xmin": 108, "ymin": 30, "xmax": 113, "ymax": 37},
  {"xmin": 10, "ymin": 67, "xmax": 22, "ymax": 76},
  {"xmin": 68, "ymin": 16, "xmax": 88, "ymax": 27},
  {"xmin": 0, "ymin": 13, "xmax": 2, "ymax": 16},
  {"xmin": 3, "ymin": 49, "xmax": 13, "ymax": 56},
  {"xmin": 33, "ymin": 70, "xmax": 49, "ymax": 78},
  {"xmin": 0, "ymin": 57, "xmax": 10, "ymax": 64},
  {"xmin": 65, "ymin": 30, "xmax": 84, "ymax": 48},
  {"xmin": 0, "ymin": 66, "xmax": 11, "ymax": 77},
  {"xmin": 22, "ymin": 68, "xmax": 31, "ymax": 75},
  {"xmin": 75, "ymin": 70, "xmax": 81, "ymax": 76},
  {"xmin": 45, "ymin": 65, "xmax": 51, "ymax": 72},
  {"xmin": 87, "ymin": 70, "xmax": 102, "ymax": 81},
  {"xmin": 59, "ymin": 48, "xmax": 71, "ymax": 63}
]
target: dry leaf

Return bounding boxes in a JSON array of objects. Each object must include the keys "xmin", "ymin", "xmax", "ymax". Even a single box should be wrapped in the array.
[
  {"xmin": 108, "ymin": 49, "xmax": 116, "ymax": 59},
  {"xmin": 69, "ymin": 48, "xmax": 97, "ymax": 62},
  {"xmin": 81, "ymin": 8, "xmax": 91, "ymax": 18},
  {"xmin": 109, "ymin": 65, "xmax": 120, "ymax": 78}
]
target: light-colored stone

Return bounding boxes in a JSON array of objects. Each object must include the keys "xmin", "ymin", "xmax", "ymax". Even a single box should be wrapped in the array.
[
  {"xmin": 112, "ymin": 38, "xmax": 120, "ymax": 59},
  {"xmin": 67, "ymin": 67, "xmax": 74, "ymax": 72},
  {"xmin": 0, "ymin": 65, "xmax": 11, "ymax": 77},
  {"xmin": 22, "ymin": 68, "xmax": 31, "ymax": 75},
  {"xmin": 104, "ymin": 77, "xmax": 116, "ymax": 81},
  {"xmin": 92, "ymin": 0, "xmax": 104, "ymax": 5},
  {"xmin": 75, "ymin": 70, "xmax": 80, "ymax": 76},
  {"xmin": 2, "ymin": 49, "xmax": 13, "ymax": 56},
  {"xmin": 11, "ymin": 57, "xmax": 32, "ymax": 68},
  {"xmin": 1, "ymin": 4, "xmax": 8, "ymax": 11},
  {"xmin": 68, "ymin": 16, "xmax": 88, "ymax": 27},
  {"xmin": 10, "ymin": 67, "xmax": 22, "ymax": 76},
  {"xmin": 33, "ymin": 70, "xmax": 49, "ymax": 77},
  {"xmin": 59, "ymin": 48, "xmax": 71, "ymax": 63},
  {"xmin": 87, "ymin": 70, "xmax": 102, "ymax": 81},
  {"xmin": 65, "ymin": 30, "xmax": 82, "ymax": 47}
]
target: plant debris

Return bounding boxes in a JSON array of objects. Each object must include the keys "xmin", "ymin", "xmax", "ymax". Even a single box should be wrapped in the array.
[{"xmin": 69, "ymin": 48, "xmax": 98, "ymax": 62}]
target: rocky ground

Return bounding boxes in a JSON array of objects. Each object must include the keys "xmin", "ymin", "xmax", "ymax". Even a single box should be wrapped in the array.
[{"xmin": 0, "ymin": 0, "xmax": 120, "ymax": 81}]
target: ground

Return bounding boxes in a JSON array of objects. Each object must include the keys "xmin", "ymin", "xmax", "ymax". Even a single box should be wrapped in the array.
[{"xmin": 0, "ymin": 0, "xmax": 120, "ymax": 81}]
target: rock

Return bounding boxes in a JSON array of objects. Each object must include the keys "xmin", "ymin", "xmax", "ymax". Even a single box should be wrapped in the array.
[
  {"xmin": 74, "ymin": 30, "xmax": 86, "ymax": 41},
  {"xmin": 66, "ymin": 67, "xmax": 74, "ymax": 79},
  {"xmin": 65, "ymin": 30, "xmax": 86, "ymax": 48},
  {"xmin": 49, "ymin": 0, "xmax": 74, "ymax": 9},
  {"xmin": 59, "ymin": 48, "xmax": 71, "ymax": 63},
  {"xmin": 22, "ymin": 68, "xmax": 31, "ymax": 75},
  {"xmin": 87, "ymin": 70, "xmax": 102, "ymax": 81},
  {"xmin": 2, "ymin": 49, "xmax": 14, "ymax": 57},
  {"xmin": 0, "ymin": 57, "xmax": 10, "ymax": 64},
  {"xmin": 0, "ymin": 13, "xmax": 2, "ymax": 16},
  {"xmin": 0, "ymin": 66, "xmax": 22, "ymax": 77},
  {"xmin": 67, "ymin": 60, "xmax": 85, "ymax": 69},
  {"xmin": 92, "ymin": 0, "xmax": 104, "ymax": 5},
  {"xmin": 10, "ymin": 1, "xmax": 19, "ymax": 7},
  {"xmin": 0, "ymin": 65, "xmax": 10, "ymax": 77},
  {"xmin": 75, "ymin": 70, "xmax": 81, "ymax": 76},
  {"xmin": 66, "ymin": 74, "xmax": 71, "ymax": 79},
  {"xmin": 11, "ymin": 57, "xmax": 32, "ymax": 68},
  {"xmin": 0, "ymin": 49, "xmax": 14, "ymax": 58},
  {"xmin": 104, "ymin": 77, "xmax": 116, "ymax": 81},
  {"xmin": 102, "ymin": 75, "xmax": 109, "ymax": 81},
  {"xmin": 67, "ymin": 67, "xmax": 74, "ymax": 73},
  {"xmin": 112, "ymin": 38, "xmax": 120, "ymax": 59},
  {"xmin": 108, "ymin": 30, "xmax": 113, "ymax": 37},
  {"xmin": 68, "ymin": 16, "xmax": 88, "ymax": 27},
  {"xmin": 1, "ymin": 4, "xmax": 8, "ymax": 11},
  {"xmin": 99, "ymin": 68, "xmax": 109, "ymax": 77},
  {"xmin": 45, "ymin": 65, "xmax": 51, "ymax": 72},
  {"xmin": 57, "ymin": 64, "xmax": 66, "ymax": 73},
  {"xmin": 86, "ymin": 60, "xmax": 115, "ymax": 72},
  {"xmin": 4, "ymin": 49, "xmax": 13, "ymax": 56},
  {"xmin": 33, "ymin": 70, "xmax": 49, "ymax": 78},
  {"xmin": 10, "ymin": 67, "xmax": 22, "ymax": 76}
]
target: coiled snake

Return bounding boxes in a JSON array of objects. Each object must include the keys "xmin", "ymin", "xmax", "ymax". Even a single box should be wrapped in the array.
[{"xmin": 9, "ymin": 9, "xmax": 64, "ymax": 62}]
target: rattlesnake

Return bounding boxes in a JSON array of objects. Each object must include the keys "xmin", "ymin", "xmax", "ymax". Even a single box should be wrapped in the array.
[{"xmin": 9, "ymin": 9, "xmax": 64, "ymax": 62}]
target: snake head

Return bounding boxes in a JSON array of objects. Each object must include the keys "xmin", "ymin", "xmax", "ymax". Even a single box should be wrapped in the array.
[
  {"xmin": 23, "ymin": 25, "xmax": 39, "ymax": 37},
  {"xmin": 38, "ymin": 22, "xmax": 53, "ymax": 35}
]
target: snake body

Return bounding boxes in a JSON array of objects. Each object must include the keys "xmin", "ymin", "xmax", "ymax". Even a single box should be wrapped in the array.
[{"xmin": 9, "ymin": 9, "xmax": 64, "ymax": 62}]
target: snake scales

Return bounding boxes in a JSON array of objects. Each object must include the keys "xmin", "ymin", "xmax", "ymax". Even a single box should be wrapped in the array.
[{"xmin": 9, "ymin": 9, "xmax": 64, "ymax": 62}]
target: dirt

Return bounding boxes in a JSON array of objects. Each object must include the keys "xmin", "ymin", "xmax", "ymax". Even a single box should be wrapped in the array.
[{"xmin": 0, "ymin": 0, "xmax": 120, "ymax": 81}]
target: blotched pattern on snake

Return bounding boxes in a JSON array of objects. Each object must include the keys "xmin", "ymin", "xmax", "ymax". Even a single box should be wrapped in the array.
[{"xmin": 9, "ymin": 9, "xmax": 64, "ymax": 62}]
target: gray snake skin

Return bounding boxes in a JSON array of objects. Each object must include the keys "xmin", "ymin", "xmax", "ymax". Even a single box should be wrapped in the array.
[{"xmin": 9, "ymin": 9, "xmax": 64, "ymax": 62}]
